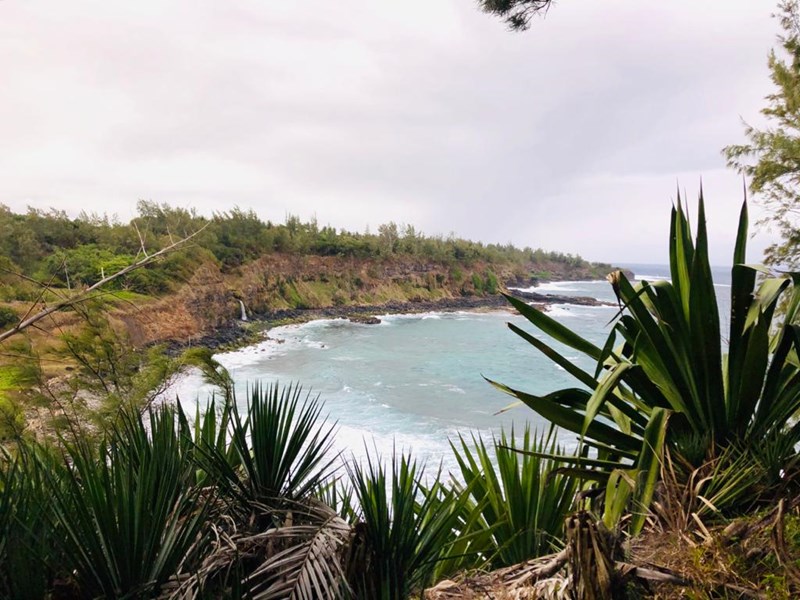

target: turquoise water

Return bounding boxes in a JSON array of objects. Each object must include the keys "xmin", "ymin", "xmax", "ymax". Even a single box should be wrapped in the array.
[{"xmin": 172, "ymin": 265, "xmax": 734, "ymax": 474}]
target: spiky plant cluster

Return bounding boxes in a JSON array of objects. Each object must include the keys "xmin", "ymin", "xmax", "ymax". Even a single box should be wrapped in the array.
[{"xmin": 0, "ymin": 382, "xmax": 576, "ymax": 599}]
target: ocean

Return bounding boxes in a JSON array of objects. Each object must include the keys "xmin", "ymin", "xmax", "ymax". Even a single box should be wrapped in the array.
[{"xmin": 170, "ymin": 263, "xmax": 734, "ymax": 476}]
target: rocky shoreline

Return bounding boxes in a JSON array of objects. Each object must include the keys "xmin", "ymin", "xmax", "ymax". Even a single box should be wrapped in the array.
[{"xmin": 166, "ymin": 289, "xmax": 612, "ymax": 354}]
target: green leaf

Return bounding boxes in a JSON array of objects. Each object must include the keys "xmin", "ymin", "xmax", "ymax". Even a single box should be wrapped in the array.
[
  {"xmin": 487, "ymin": 379, "xmax": 641, "ymax": 452},
  {"xmin": 630, "ymin": 407, "xmax": 670, "ymax": 535},
  {"xmin": 507, "ymin": 322, "xmax": 598, "ymax": 390},
  {"xmin": 732, "ymin": 199, "xmax": 748, "ymax": 266},
  {"xmin": 504, "ymin": 294, "xmax": 602, "ymax": 360}
]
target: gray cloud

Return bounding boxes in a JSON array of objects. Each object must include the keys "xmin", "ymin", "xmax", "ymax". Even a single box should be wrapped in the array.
[{"xmin": 0, "ymin": 0, "xmax": 782, "ymax": 264}]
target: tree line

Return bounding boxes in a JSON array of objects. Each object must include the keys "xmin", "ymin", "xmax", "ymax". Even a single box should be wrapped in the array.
[{"xmin": 0, "ymin": 201, "xmax": 596, "ymax": 299}]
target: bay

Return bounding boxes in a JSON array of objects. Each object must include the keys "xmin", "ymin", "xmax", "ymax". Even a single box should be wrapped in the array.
[{"xmin": 171, "ymin": 264, "xmax": 735, "ymax": 475}]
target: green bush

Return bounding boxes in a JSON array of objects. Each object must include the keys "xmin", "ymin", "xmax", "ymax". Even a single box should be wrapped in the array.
[
  {"xmin": 485, "ymin": 271, "xmax": 499, "ymax": 294},
  {"xmin": 450, "ymin": 427, "xmax": 578, "ymax": 569},
  {"xmin": 0, "ymin": 306, "xmax": 17, "ymax": 330},
  {"xmin": 471, "ymin": 272, "xmax": 484, "ymax": 294},
  {"xmin": 0, "ymin": 395, "xmax": 24, "ymax": 439}
]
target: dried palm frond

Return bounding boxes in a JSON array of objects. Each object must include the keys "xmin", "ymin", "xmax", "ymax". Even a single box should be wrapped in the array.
[{"xmin": 171, "ymin": 498, "xmax": 351, "ymax": 599}]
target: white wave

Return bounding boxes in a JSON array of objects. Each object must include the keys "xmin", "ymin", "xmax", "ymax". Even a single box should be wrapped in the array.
[
  {"xmin": 512, "ymin": 280, "xmax": 609, "ymax": 294},
  {"xmin": 634, "ymin": 275, "xmax": 732, "ymax": 288},
  {"xmin": 379, "ymin": 311, "xmax": 446, "ymax": 322},
  {"xmin": 329, "ymin": 422, "xmax": 457, "ymax": 471},
  {"xmin": 634, "ymin": 274, "xmax": 670, "ymax": 282},
  {"xmin": 544, "ymin": 306, "xmax": 577, "ymax": 318},
  {"xmin": 214, "ymin": 337, "xmax": 289, "ymax": 370},
  {"xmin": 157, "ymin": 368, "xmax": 213, "ymax": 405}
]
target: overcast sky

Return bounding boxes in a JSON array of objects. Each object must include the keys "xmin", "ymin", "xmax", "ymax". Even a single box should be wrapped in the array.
[{"xmin": 0, "ymin": 1, "xmax": 785, "ymax": 264}]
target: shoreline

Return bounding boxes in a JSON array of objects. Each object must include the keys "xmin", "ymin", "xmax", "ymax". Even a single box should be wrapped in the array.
[{"xmin": 167, "ymin": 288, "xmax": 613, "ymax": 355}]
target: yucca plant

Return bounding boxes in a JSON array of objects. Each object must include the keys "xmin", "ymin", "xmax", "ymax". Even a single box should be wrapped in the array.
[
  {"xmin": 450, "ymin": 427, "xmax": 579, "ymax": 569},
  {"xmin": 494, "ymin": 193, "xmax": 800, "ymax": 533},
  {"xmin": 0, "ymin": 448, "xmax": 56, "ymax": 599},
  {"xmin": 203, "ymin": 383, "xmax": 338, "ymax": 517},
  {"xmin": 345, "ymin": 450, "xmax": 471, "ymax": 600},
  {"xmin": 46, "ymin": 404, "xmax": 210, "ymax": 598},
  {"xmin": 175, "ymin": 383, "xmax": 350, "ymax": 599}
]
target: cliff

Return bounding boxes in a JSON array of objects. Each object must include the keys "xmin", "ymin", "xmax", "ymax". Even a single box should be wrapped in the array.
[{"xmin": 116, "ymin": 253, "xmax": 614, "ymax": 347}]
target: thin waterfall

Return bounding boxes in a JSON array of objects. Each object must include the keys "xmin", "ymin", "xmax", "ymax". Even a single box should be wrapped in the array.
[{"xmin": 238, "ymin": 299, "xmax": 248, "ymax": 321}]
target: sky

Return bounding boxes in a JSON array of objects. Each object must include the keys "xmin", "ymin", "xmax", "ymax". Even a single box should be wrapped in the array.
[{"xmin": 0, "ymin": 0, "xmax": 785, "ymax": 264}]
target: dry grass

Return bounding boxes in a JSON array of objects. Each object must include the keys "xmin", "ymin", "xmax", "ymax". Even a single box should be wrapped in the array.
[{"xmin": 423, "ymin": 503, "xmax": 800, "ymax": 600}]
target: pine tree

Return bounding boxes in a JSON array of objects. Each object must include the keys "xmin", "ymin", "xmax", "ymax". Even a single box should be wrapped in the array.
[{"xmin": 725, "ymin": 1, "xmax": 800, "ymax": 266}]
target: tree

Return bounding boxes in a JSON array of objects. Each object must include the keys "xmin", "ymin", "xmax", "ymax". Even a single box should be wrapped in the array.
[
  {"xmin": 724, "ymin": 1, "xmax": 800, "ymax": 266},
  {"xmin": 479, "ymin": 0, "xmax": 554, "ymax": 31}
]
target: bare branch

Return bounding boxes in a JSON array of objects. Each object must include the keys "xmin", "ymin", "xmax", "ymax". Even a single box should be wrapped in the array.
[
  {"xmin": 133, "ymin": 220, "xmax": 149, "ymax": 258},
  {"xmin": 0, "ymin": 224, "xmax": 208, "ymax": 345}
]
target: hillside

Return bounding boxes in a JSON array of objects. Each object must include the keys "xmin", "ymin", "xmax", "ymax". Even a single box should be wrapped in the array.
[{"xmin": 0, "ymin": 202, "xmax": 614, "ymax": 347}]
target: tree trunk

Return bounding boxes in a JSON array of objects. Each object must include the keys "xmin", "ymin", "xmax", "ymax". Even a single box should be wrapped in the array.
[{"xmin": 565, "ymin": 511, "xmax": 617, "ymax": 600}]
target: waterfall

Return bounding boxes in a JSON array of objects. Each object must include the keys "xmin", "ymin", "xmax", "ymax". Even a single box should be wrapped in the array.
[{"xmin": 238, "ymin": 300, "xmax": 248, "ymax": 321}]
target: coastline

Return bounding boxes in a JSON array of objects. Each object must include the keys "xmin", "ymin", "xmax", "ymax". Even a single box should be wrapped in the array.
[{"xmin": 167, "ymin": 288, "xmax": 612, "ymax": 354}]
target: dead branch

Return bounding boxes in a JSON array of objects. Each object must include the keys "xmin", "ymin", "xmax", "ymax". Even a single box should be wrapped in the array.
[
  {"xmin": 772, "ymin": 499, "xmax": 800, "ymax": 589},
  {"xmin": 506, "ymin": 548, "xmax": 568, "ymax": 587},
  {"xmin": 0, "ymin": 224, "xmax": 207, "ymax": 345}
]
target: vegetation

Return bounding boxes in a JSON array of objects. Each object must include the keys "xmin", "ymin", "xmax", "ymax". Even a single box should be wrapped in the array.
[
  {"xmin": 494, "ymin": 194, "xmax": 800, "ymax": 537},
  {"xmin": 725, "ymin": 1, "xmax": 800, "ymax": 267},
  {"xmin": 479, "ymin": 0, "xmax": 554, "ymax": 31},
  {"xmin": 0, "ymin": 382, "xmax": 578, "ymax": 599},
  {"xmin": 0, "ymin": 201, "xmax": 603, "ymax": 303},
  {"xmin": 450, "ymin": 427, "xmax": 578, "ymax": 568},
  {"xmin": 1, "ymin": 193, "xmax": 799, "ymax": 597}
]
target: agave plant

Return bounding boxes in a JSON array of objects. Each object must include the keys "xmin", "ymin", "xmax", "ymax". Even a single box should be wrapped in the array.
[
  {"xmin": 46, "ymin": 404, "xmax": 210, "ymax": 598},
  {"xmin": 174, "ymin": 383, "xmax": 351, "ymax": 599},
  {"xmin": 345, "ymin": 450, "xmax": 471, "ymax": 600},
  {"xmin": 0, "ymin": 448, "xmax": 56, "ymax": 599},
  {"xmin": 200, "ymin": 383, "xmax": 338, "ymax": 516},
  {"xmin": 450, "ymin": 427, "xmax": 579, "ymax": 569},
  {"xmin": 494, "ymin": 194, "xmax": 800, "ymax": 533}
]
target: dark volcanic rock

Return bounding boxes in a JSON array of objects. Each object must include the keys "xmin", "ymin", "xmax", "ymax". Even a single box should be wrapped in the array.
[
  {"xmin": 349, "ymin": 315, "xmax": 381, "ymax": 325},
  {"xmin": 163, "ymin": 286, "xmax": 613, "ymax": 355},
  {"xmin": 509, "ymin": 289, "xmax": 612, "ymax": 307}
]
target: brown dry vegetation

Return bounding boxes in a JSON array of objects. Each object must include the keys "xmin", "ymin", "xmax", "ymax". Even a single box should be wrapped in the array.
[{"xmin": 424, "ymin": 504, "xmax": 800, "ymax": 599}]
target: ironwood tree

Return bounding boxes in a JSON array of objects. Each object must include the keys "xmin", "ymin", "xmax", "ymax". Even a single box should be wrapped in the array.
[
  {"xmin": 724, "ymin": 1, "xmax": 800, "ymax": 266},
  {"xmin": 479, "ymin": 0, "xmax": 554, "ymax": 31}
]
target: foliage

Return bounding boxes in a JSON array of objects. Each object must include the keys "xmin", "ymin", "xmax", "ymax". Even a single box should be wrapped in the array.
[
  {"xmin": 0, "ymin": 396, "xmax": 24, "ymax": 441},
  {"xmin": 479, "ymin": 0, "xmax": 554, "ymax": 31},
  {"xmin": 172, "ymin": 386, "xmax": 350, "ymax": 599},
  {"xmin": 0, "ymin": 449, "xmax": 55, "ymax": 599},
  {"xmin": 46, "ymin": 404, "xmax": 210, "ymax": 598},
  {"xmin": 0, "ymin": 201, "xmax": 607, "ymax": 306},
  {"xmin": 724, "ymin": 1, "xmax": 800, "ymax": 267},
  {"xmin": 223, "ymin": 383, "xmax": 338, "ymax": 509},
  {"xmin": 345, "ymin": 450, "xmax": 472, "ymax": 599},
  {"xmin": 495, "ymin": 194, "xmax": 800, "ymax": 534},
  {"xmin": 53, "ymin": 304, "xmax": 184, "ymax": 426},
  {"xmin": 0, "ymin": 383, "xmax": 353, "ymax": 599},
  {"xmin": 451, "ymin": 427, "xmax": 579, "ymax": 569},
  {"xmin": 0, "ymin": 305, "xmax": 17, "ymax": 329}
]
